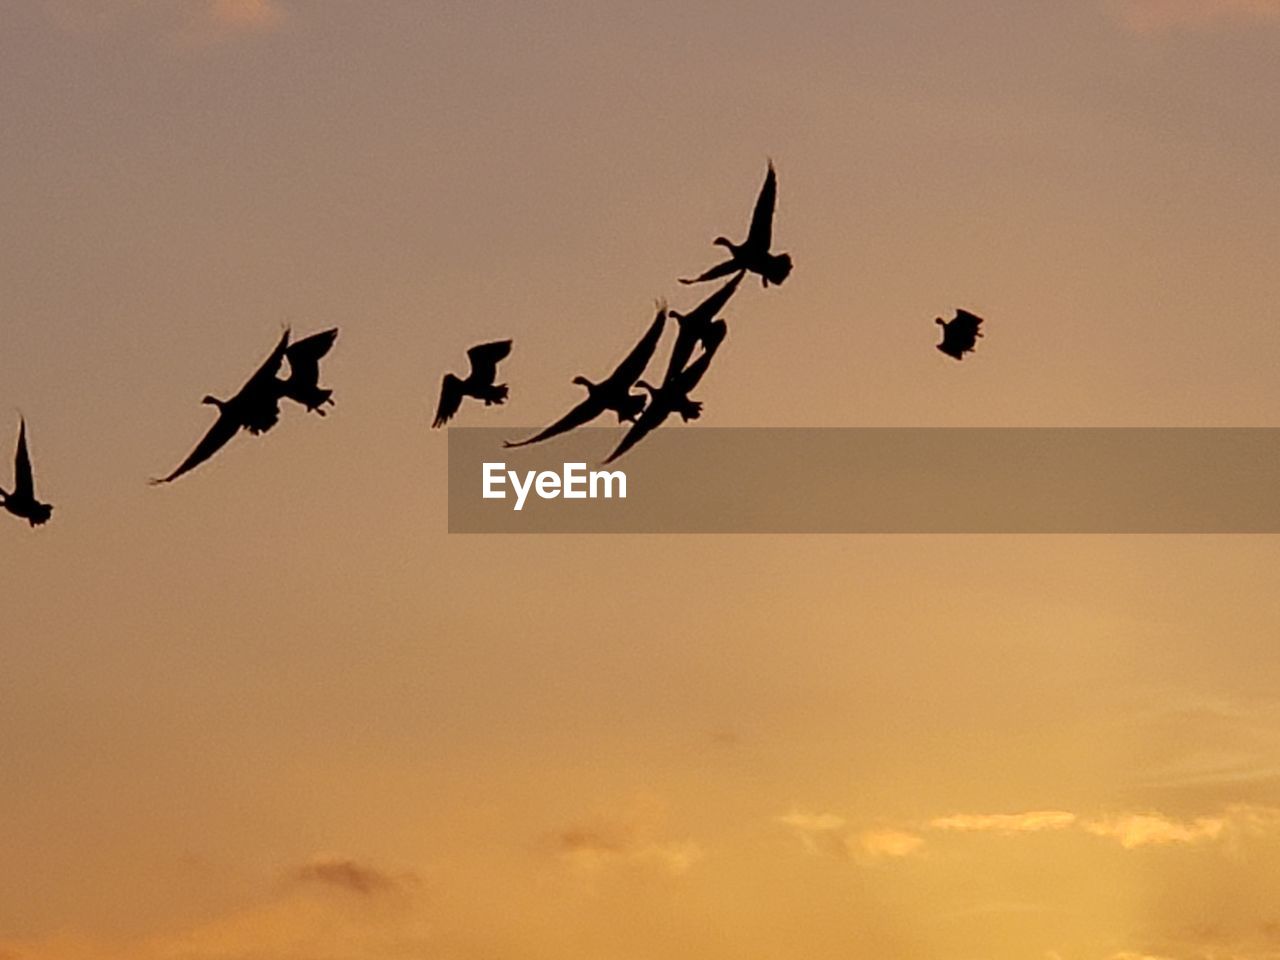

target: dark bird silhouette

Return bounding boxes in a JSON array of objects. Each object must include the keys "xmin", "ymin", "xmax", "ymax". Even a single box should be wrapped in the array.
[
  {"xmin": 433, "ymin": 340, "xmax": 513, "ymax": 428},
  {"xmin": 936, "ymin": 309, "xmax": 984, "ymax": 360},
  {"xmin": 680, "ymin": 161, "xmax": 792, "ymax": 288},
  {"xmin": 504, "ymin": 304, "xmax": 667, "ymax": 449},
  {"xmin": 664, "ymin": 271, "xmax": 743, "ymax": 385},
  {"xmin": 151, "ymin": 328, "xmax": 291, "ymax": 485},
  {"xmin": 0, "ymin": 418, "xmax": 53, "ymax": 527},
  {"xmin": 602, "ymin": 320, "xmax": 727, "ymax": 464},
  {"xmin": 278, "ymin": 327, "xmax": 339, "ymax": 414}
]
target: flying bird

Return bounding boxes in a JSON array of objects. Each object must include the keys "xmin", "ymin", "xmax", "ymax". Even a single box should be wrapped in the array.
[
  {"xmin": 278, "ymin": 327, "xmax": 339, "ymax": 415},
  {"xmin": 504, "ymin": 304, "xmax": 667, "ymax": 449},
  {"xmin": 664, "ymin": 271, "xmax": 743, "ymax": 385},
  {"xmin": 151, "ymin": 328, "xmax": 291, "ymax": 485},
  {"xmin": 0, "ymin": 418, "xmax": 53, "ymax": 527},
  {"xmin": 433, "ymin": 340, "xmax": 513, "ymax": 428},
  {"xmin": 602, "ymin": 320, "xmax": 727, "ymax": 464},
  {"xmin": 936, "ymin": 309, "xmax": 984, "ymax": 360},
  {"xmin": 680, "ymin": 160, "xmax": 792, "ymax": 288}
]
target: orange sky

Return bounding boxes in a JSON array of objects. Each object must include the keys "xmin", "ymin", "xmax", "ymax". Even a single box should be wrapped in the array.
[{"xmin": 2, "ymin": 2, "xmax": 1280, "ymax": 959}]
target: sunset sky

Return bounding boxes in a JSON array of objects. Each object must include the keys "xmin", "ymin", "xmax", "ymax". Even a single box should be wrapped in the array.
[{"xmin": 3, "ymin": 2, "xmax": 1280, "ymax": 958}]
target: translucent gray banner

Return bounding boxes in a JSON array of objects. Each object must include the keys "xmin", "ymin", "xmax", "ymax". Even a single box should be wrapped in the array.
[{"xmin": 447, "ymin": 428, "xmax": 1280, "ymax": 533}]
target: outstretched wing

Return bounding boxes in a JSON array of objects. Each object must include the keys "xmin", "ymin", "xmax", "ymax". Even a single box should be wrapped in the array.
[
  {"xmin": 150, "ymin": 412, "xmax": 240, "ymax": 485},
  {"xmin": 745, "ymin": 161, "xmax": 777, "ymax": 251},
  {"xmin": 678, "ymin": 258, "xmax": 743, "ymax": 286},
  {"xmin": 675, "ymin": 320, "xmax": 727, "ymax": 394},
  {"xmin": 503, "ymin": 396, "xmax": 603, "ymax": 448},
  {"xmin": 433, "ymin": 373, "xmax": 465, "ymax": 428},
  {"xmin": 602, "ymin": 404, "xmax": 664, "ymax": 465},
  {"xmin": 284, "ymin": 327, "xmax": 338, "ymax": 386},
  {"xmin": 604, "ymin": 324, "xmax": 727, "ymax": 465},
  {"xmin": 663, "ymin": 273, "xmax": 742, "ymax": 385},
  {"xmin": 13, "ymin": 418, "xmax": 35, "ymax": 499},
  {"xmin": 240, "ymin": 328, "xmax": 291, "ymax": 395},
  {"xmin": 603, "ymin": 302, "xmax": 667, "ymax": 390},
  {"xmin": 467, "ymin": 340, "xmax": 513, "ymax": 386}
]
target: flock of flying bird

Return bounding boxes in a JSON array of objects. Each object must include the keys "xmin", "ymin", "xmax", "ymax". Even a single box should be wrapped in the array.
[{"xmin": 2, "ymin": 161, "xmax": 986, "ymax": 529}]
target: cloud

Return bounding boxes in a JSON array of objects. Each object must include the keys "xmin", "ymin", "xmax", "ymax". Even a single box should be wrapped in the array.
[
  {"xmin": 1117, "ymin": 0, "xmax": 1280, "ymax": 32},
  {"xmin": 929, "ymin": 811, "xmax": 1078, "ymax": 834},
  {"xmin": 1084, "ymin": 812, "xmax": 1225, "ymax": 849},
  {"xmin": 777, "ymin": 812, "xmax": 924, "ymax": 861},
  {"xmin": 291, "ymin": 855, "xmax": 417, "ymax": 896},
  {"xmin": 1084, "ymin": 805, "xmax": 1280, "ymax": 850},
  {"xmin": 0, "ymin": 858, "xmax": 430, "ymax": 960},
  {"xmin": 555, "ymin": 797, "xmax": 703, "ymax": 876},
  {"xmin": 857, "ymin": 828, "xmax": 926, "ymax": 859},
  {"xmin": 781, "ymin": 804, "xmax": 1280, "ymax": 863}
]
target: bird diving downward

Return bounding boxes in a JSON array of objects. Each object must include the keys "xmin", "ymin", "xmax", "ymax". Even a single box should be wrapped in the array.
[
  {"xmin": 151, "ymin": 328, "xmax": 291, "ymax": 485},
  {"xmin": 936, "ymin": 309, "xmax": 985, "ymax": 360},
  {"xmin": 681, "ymin": 160, "xmax": 792, "ymax": 288},
  {"xmin": 504, "ymin": 303, "xmax": 667, "ymax": 448},
  {"xmin": 433, "ymin": 340, "xmax": 513, "ymax": 428},
  {"xmin": 602, "ymin": 320, "xmax": 728, "ymax": 464},
  {"xmin": 0, "ymin": 418, "xmax": 53, "ymax": 527}
]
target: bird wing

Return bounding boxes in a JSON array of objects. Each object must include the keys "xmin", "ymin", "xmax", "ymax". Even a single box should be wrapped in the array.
[
  {"xmin": 241, "ymin": 328, "xmax": 291, "ymax": 394},
  {"xmin": 604, "ymin": 326, "xmax": 727, "ymax": 464},
  {"xmin": 503, "ymin": 396, "xmax": 603, "ymax": 448},
  {"xmin": 433, "ymin": 373, "xmax": 465, "ymax": 428},
  {"xmin": 663, "ymin": 273, "xmax": 743, "ymax": 384},
  {"xmin": 686, "ymin": 271, "xmax": 744, "ymax": 326},
  {"xmin": 150, "ymin": 411, "xmax": 240, "ymax": 484},
  {"xmin": 678, "ymin": 258, "xmax": 743, "ymax": 285},
  {"xmin": 603, "ymin": 302, "xmax": 667, "ymax": 390},
  {"xmin": 745, "ymin": 161, "xmax": 777, "ymax": 251},
  {"xmin": 284, "ymin": 327, "xmax": 338, "ymax": 385},
  {"xmin": 602, "ymin": 402, "xmax": 666, "ymax": 465},
  {"xmin": 13, "ymin": 419, "xmax": 35, "ymax": 499},
  {"xmin": 467, "ymin": 340, "xmax": 513, "ymax": 385}
]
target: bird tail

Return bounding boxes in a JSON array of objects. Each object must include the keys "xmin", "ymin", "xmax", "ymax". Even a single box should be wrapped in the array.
[
  {"xmin": 763, "ymin": 253, "xmax": 792, "ymax": 287},
  {"xmin": 677, "ymin": 399, "xmax": 703, "ymax": 422}
]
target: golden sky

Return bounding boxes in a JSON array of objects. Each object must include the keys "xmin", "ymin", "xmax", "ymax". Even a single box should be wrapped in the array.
[{"xmin": 2, "ymin": 2, "xmax": 1279, "ymax": 958}]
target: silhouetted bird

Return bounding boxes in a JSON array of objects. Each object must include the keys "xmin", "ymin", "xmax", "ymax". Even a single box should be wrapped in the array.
[
  {"xmin": 433, "ymin": 340, "xmax": 513, "ymax": 428},
  {"xmin": 681, "ymin": 161, "xmax": 792, "ymax": 288},
  {"xmin": 504, "ymin": 304, "xmax": 667, "ymax": 448},
  {"xmin": 0, "ymin": 418, "xmax": 53, "ymax": 527},
  {"xmin": 278, "ymin": 327, "xmax": 339, "ymax": 414},
  {"xmin": 664, "ymin": 271, "xmax": 743, "ymax": 384},
  {"xmin": 936, "ymin": 309, "xmax": 984, "ymax": 360},
  {"xmin": 603, "ymin": 320, "xmax": 727, "ymax": 464},
  {"xmin": 151, "ymin": 328, "xmax": 291, "ymax": 484}
]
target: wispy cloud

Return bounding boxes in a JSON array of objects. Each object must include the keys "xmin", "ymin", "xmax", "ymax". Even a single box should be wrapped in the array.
[
  {"xmin": 1117, "ymin": 0, "xmax": 1280, "ymax": 32},
  {"xmin": 780, "ymin": 804, "xmax": 1280, "ymax": 860},
  {"xmin": 1083, "ymin": 812, "xmax": 1225, "ymax": 848},
  {"xmin": 0, "ymin": 855, "xmax": 430, "ymax": 960},
  {"xmin": 777, "ymin": 812, "xmax": 924, "ymax": 861},
  {"xmin": 555, "ymin": 796, "xmax": 703, "ymax": 876},
  {"xmin": 291, "ymin": 855, "xmax": 417, "ymax": 896},
  {"xmin": 929, "ymin": 811, "xmax": 1077, "ymax": 834}
]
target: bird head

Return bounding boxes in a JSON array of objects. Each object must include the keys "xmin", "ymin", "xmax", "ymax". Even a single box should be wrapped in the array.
[
  {"xmin": 712, "ymin": 236, "xmax": 734, "ymax": 249},
  {"xmin": 572, "ymin": 376, "xmax": 594, "ymax": 390},
  {"xmin": 201, "ymin": 395, "xmax": 225, "ymax": 409},
  {"xmin": 635, "ymin": 379, "xmax": 660, "ymax": 398}
]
